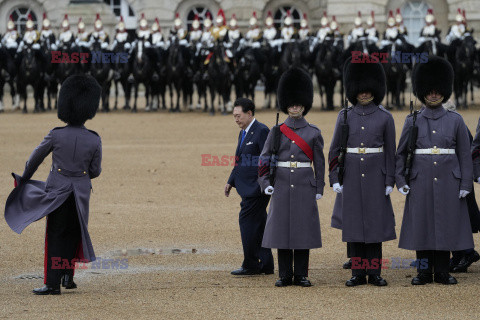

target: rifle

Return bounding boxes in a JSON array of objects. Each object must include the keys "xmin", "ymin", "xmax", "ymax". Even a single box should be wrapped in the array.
[
  {"xmin": 404, "ymin": 100, "xmax": 418, "ymax": 185},
  {"xmin": 269, "ymin": 113, "xmax": 280, "ymax": 186},
  {"xmin": 337, "ymin": 98, "xmax": 349, "ymax": 185}
]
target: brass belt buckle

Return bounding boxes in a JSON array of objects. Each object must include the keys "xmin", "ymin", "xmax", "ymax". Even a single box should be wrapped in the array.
[
  {"xmin": 358, "ymin": 148, "xmax": 366, "ymax": 154},
  {"xmin": 431, "ymin": 147, "xmax": 440, "ymax": 154},
  {"xmin": 290, "ymin": 161, "xmax": 297, "ymax": 168}
]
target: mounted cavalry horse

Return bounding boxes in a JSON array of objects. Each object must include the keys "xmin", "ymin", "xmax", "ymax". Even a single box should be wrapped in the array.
[
  {"xmin": 89, "ymin": 38, "xmax": 113, "ymax": 112},
  {"xmin": 0, "ymin": 46, "xmax": 19, "ymax": 111},
  {"xmin": 16, "ymin": 43, "xmax": 45, "ymax": 113},
  {"xmin": 313, "ymin": 39, "xmax": 342, "ymax": 110},
  {"xmin": 166, "ymin": 39, "xmax": 189, "ymax": 112},
  {"xmin": 112, "ymin": 41, "xmax": 132, "ymax": 110},
  {"xmin": 448, "ymin": 35, "xmax": 476, "ymax": 109},
  {"xmin": 206, "ymin": 41, "xmax": 232, "ymax": 115}
]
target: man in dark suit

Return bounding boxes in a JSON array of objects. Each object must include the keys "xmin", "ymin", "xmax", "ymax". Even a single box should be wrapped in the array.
[{"xmin": 225, "ymin": 97, "xmax": 274, "ymax": 275}]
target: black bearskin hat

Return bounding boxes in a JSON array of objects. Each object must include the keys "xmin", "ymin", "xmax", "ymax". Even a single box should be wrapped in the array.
[
  {"xmin": 412, "ymin": 56, "xmax": 453, "ymax": 105},
  {"xmin": 277, "ymin": 67, "xmax": 313, "ymax": 115},
  {"xmin": 57, "ymin": 74, "xmax": 101, "ymax": 125},
  {"xmin": 343, "ymin": 56, "xmax": 386, "ymax": 106}
]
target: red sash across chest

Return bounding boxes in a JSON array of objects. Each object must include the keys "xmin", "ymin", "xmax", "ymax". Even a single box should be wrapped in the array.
[{"xmin": 280, "ymin": 124, "xmax": 314, "ymax": 161}]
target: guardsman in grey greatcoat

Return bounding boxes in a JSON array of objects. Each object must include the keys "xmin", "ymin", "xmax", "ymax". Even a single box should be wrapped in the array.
[
  {"xmin": 258, "ymin": 67, "xmax": 325, "ymax": 287},
  {"xmin": 329, "ymin": 56, "xmax": 396, "ymax": 287},
  {"xmin": 5, "ymin": 75, "xmax": 102, "ymax": 295},
  {"xmin": 396, "ymin": 56, "xmax": 474, "ymax": 285}
]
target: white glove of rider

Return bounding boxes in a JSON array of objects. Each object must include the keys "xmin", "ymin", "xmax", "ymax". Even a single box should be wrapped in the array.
[
  {"xmin": 333, "ymin": 183, "xmax": 343, "ymax": 194},
  {"xmin": 459, "ymin": 190, "xmax": 470, "ymax": 199},
  {"xmin": 265, "ymin": 186, "xmax": 274, "ymax": 195},
  {"xmin": 144, "ymin": 41, "xmax": 151, "ymax": 48},
  {"xmin": 399, "ymin": 185, "xmax": 410, "ymax": 196},
  {"xmin": 51, "ymin": 43, "xmax": 58, "ymax": 50},
  {"xmin": 124, "ymin": 43, "xmax": 131, "ymax": 50},
  {"xmin": 476, "ymin": 177, "xmax": 480, "ymax": 184},
  {"xmin": 101, "ymin": 42, "xmax": 108, "ymax": 49},
  {"xmin": 316, "ymin": 194, "xmax": 322, "ymax": 200},
  {"xmin": 32, "ymin": 43, "xmax": 40, "ymax": 50},
  {"xmin": 385, "ymin": 186, "xmax": 393, "ymax": 196}
]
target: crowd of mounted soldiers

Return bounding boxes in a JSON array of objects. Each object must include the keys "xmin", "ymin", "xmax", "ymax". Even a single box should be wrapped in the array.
[{"xmin": 0, "ymin": 7, "xmax": 478, "ymax": 115}]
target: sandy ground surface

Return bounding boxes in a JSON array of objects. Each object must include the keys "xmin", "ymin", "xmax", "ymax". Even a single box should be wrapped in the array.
[{"xmin": 1, "ymin": 93, "xmax": 480, "ymax": 319}]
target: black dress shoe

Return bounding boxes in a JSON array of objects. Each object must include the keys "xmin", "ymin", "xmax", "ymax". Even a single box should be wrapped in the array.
[
  {"xmin": 368, "ymin": 275, "xmax": 387, "ymax": 286},
  {"xmin": 230, "ymin": 267, "xmax": 258, "ymax": 276},
  {"xmin": 434, "ymin": 273, "xmax": 457, "ymax": 285},
  {"xmin": 343, "ymin": 259, "xmax": 352, "ymax": 269},
  {"xmin": 293, "ymin": 276, "xmax": 312, "ymax": 287},
  {"xmin": 411, "ymin": 273, "xmax": 433, "ymax": 285},
  {"xmin": 345, "ymin": 275, "xmax": 367, "ymax": 287},
  {"xmin": 32, "ymin": 285, "xmax": 61, "ymax": 295},
  {"xmin": 452, "ymin": 251, "xmax": 480, "ymax": 273},
  {"xmin": 62, "ymin": 275, "xmax": 77, "ymax": 289},
  {"xmin": 275, "ymin": 277, "xmax": 293, "ymax": 287}
]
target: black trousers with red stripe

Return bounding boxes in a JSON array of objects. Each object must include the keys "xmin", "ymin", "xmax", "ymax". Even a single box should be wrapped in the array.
[
  {"xmin": 277, "ymin": 249, "xmax": 309, "ymax": 278},
  {"xmin": 44, "ymin": 193, "xmax": 81, "ymax": 287}
]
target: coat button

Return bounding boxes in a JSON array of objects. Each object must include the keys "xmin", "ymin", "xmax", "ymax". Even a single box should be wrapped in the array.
[
  {"xmin": 434, "ymin": 178, "xmax": 438, "ymax": 181},
  {"xmin": 83, "ymin": 171, "xmax": 87, "ymax": 174},
  {"xmin": 291, "ymin": 155, "xmax": 294, "ymax": 158},
  {"xmin": 291, "ymin": 169, "xmax": 294, "ymax": 173},
  {"xmin": 432, "ymin": 130, "xmax": 436, "ymax": 133},
  {"xmin": 292, "ymin": 141, "xmax": 295, "ymax": 144},
  {"xmin": 361, "ymin": 143, "xmax": 364, "ymax": 146},
  {"xmin": 361, "ymin": 126, "xmax": 365, "ymax": 130},
  {"xmin": 361, "ymin": 158, "xmax": 364, "ymax": 161},
  {"xmin": 362, "ymin": 174, "xmax": 365, "ymax": 177},
  {"xmin": 58, "ymin": 169, "xmax": 61, "ymax": 172},
  {"xmin": 434, "ymin": 162, "xmax": 437, "ymax": 165},
  {"xmin": 291, "ymin": 184, "xmax": 294, "ymax": 188}
]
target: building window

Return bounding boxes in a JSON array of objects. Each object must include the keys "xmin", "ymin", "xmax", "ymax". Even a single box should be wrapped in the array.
[
  {"xmin": 103, "ymin": 0, "xmax": 136, "ymax": 29},
  {"xmin": 402, "ymin": 1, "xmax": 431, "ymax": 46},
  {"xmin": 10, "ymin": 7, "xmax": 37, "ymax": 34},
  {"xmin": 186, "ymin": 7, "xmax": 213, "ymax": 31},
  {"xmin": 274, "ymin": 6, "xmax": 302, "ymax": 29}
]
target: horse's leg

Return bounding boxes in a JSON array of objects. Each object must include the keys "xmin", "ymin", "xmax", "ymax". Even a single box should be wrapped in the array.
[
  {"xmin": 145, "ymin": 83, "xmax": 150, "ymax": 111},
  {"xmin": 114, "ymin": 80, "xmax": 118, "ymax": 110},
  {"xmin": 132, "ymin": 82, "xmax": 138, "ymax": 113},
  {"xmin": 11, "ymin": 80, "xmax": 19, "ymax": 110},
  {"xmin": 470, "ymin": 80, "xmax": 474, "ymax": 105},
  {"xmin": 209, "ymin": 85, "xmax": 215, "ymax": 115}
]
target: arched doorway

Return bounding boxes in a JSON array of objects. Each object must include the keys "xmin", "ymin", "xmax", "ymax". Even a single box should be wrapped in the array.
[
  {"xmin": 402, "ymin": 0, "xmax": 431, "ymax": 46},
  {"xmin": 186, "ymin": 6, "xmax": 213, "ymax": 30},
  {"xmin": 10, "ymin": 7, "xmax": 37, "ymax": 34},
  {"xmin": 103, "ymin": 0, "xmax": 136, "ymax": 29},
  {"xmin": 273, "ymin": 5, "xmax": 303, "ymax": 29}
]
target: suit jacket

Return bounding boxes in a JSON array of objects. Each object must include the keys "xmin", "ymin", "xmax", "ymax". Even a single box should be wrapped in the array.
[
  {"xmin": 4, "ymin": 125, "xmax": 102, "ymax": 262},
  {"xmin": 228, "ymin": 120, "xmax": 269, "ymax": 198}
]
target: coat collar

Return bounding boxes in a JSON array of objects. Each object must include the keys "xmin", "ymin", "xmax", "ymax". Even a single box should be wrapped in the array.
[
  {"xmin": 284, "ymin": 116, "xmax": 308, "ymax": 129},
  {"xmin": 353, "ymin": 102, "xmax": 378, "ymax": 115},
  {"xmin": 421, "ymin": 105, "xmax": 447, "ymax": 119}
]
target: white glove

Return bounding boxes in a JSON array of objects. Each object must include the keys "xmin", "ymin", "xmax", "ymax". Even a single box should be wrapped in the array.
[
  {"xmin": 144, "ymin": 41, "xmax": 151, "ymax": 48},
  {"xmin": 476, "ymin": 177, "xmax": 480, "ymax": 184},
  {"xmin": 32, "ymin": 43, "xmax": 40, "ymax": 50},
  {"xmin": 124, "ymin": 42, "xmax": 131, "ymax": 49},
  {"xmin": 101, "ymin": 42, "xmax": 108, "ymax": 49},
  {"xmin": 459, "ymin": 190, "xmax": 470, "ymax": 199},
  {"xmin": 333, "ymin": 183, "xmax": 343, "ymax": 194},
  {"xmin": 265, "ymin": 186, "xmax": 274, "ymax": 195},
  {"xmin": 316, "ymin": 194, "xmax": 322, "ymax": 200},
  {"xmin": 399, "ymin": 185, "xmax": 410, "ymax": 195},
  {"xmin": 385, "ymin": 186, "xmax": 393, "ymax": 196},
  {"xmin": 51, "ymin": 43, "xmax": 57, "ymax": 50}
]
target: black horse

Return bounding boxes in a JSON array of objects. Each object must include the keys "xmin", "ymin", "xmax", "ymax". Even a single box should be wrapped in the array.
[
  {"xmin": 449, "ymin": 36, "xmax": 476, "ymax": 109},
  {"xmin": 0, "ymin": 46, "xmax": 19, "ymax": 110},
  {"xmin": 235, "ymin": 47, "xmax": 261, "ymax": 102},
  {"xmin": 314, "ymin": 41, "xmax": 341, "ymax": 110},
  {"xmin": 89, "ymin": 39, "xmax": 113, "ymax": 112},
  {"xmin": 166, "ymin": 40, "xmax": 189, "ymax": 112},
  {"xmin": 260, "ymin": 44, "xmax": 280, "ymax": 109},
  {"xmin": 16, "ymin": 44, "xmax": 44, "ymax": 113},
  {"xmin": 381, "ymin": 41, "xmax": 410, "ymax": 109},
  {"xmin": 38, "ymin": 40, "xmax": 58, "ymax": 110},
  {"xmin": 112, "ymin": 43, "xmax": 132, "ymax": 110},
  {"xmin": 207, "ymin": 42, "xmax": 232, "ymax": 115},
  {"xmin": 192, "ymin": 46, "xmax": 210, "ymax": 112}
]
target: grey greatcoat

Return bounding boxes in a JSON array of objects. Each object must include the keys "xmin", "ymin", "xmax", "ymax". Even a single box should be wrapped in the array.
[
  {"xmin": 4, "ymin": 125, "xmax": 102, "ymax": 262},
  {"xmin": 329, "ymin": 102, "xmax": 397, "ymax": 243},
  {"xmin": 258, "ymin": 117, "xmax": 325, "ymax": 249},
  {"xmin": 472, "ymin": 116, "xmax": 480, "ymax": 180},
  {"xmin": 396, "ymin": 107, "xmax": 474, "ymax": 251}
]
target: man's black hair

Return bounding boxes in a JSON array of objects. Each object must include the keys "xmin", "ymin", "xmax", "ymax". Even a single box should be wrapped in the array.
[{"xmin": 234, "ymin": 97, "xmax": 255, "ymax": 116}]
